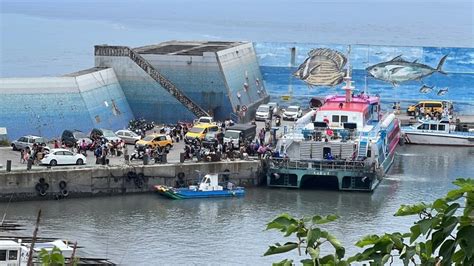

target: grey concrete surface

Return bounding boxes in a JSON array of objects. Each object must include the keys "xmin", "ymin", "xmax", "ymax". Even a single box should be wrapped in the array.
[{"xmin": 0, "ymin": 119, "xmax": 294, "ymax": 172}]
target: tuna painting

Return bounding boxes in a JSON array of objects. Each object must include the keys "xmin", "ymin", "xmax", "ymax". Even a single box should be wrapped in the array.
[
  {"xmin": 366, "ymin": 54, "xmax": 448, "ymax": 87},
  {"xmin": 293, "ymin": 48, "xmax": 347, "ymax": 87}
]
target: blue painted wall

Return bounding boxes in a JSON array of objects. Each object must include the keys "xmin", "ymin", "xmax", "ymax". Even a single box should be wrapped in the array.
[
  {"xmin": 0, "ymin": 92, "xmax": 91, "ymax": 140},
  {"xmin": 96, "ymin": 56, "xmax": 197, "ymax": 123},
  {"xmin": 254, "ymin": 42, "xmax": 474, "ymax": 114},
  {"xmin": 150, "ymin": 64, "xmax": 232, "ymax": 121},
  {"xmin": 0, "ymin": 72, "xmax": 134, "ymax": 141}
]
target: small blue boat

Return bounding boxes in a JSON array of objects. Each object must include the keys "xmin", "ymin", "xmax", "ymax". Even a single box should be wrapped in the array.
[{"xmin": 155, "ymin": 173, "xmax": 245, "ymax": 199}]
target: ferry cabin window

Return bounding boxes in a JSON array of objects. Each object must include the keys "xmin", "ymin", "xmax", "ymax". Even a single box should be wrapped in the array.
[
  {"xmin": 332, "ymin": 115, "xmax": 339, "ymax": 122},
  {"xmin": 8, "ymin": 250, "xmax": 17, "ymax": 261},
  {"xmin": 341, "ymin": 116, "xmax": 348, "ymax": 123},
  {"xmin": 430, "ymin": 124, "xmax": 437, "ymax": 130},
  {"xmin": 418, "ymin": 124, "xmax": 429, "ymax": 130},
  {"xmin": 438, "ymin": 124, "xmax": 446, "ymax": 131},
  {"xmin": 0, "ymin": 250, "xmax": 6, "ymax": 261}
]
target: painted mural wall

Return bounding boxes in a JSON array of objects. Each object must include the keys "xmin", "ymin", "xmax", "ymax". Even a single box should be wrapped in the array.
[
  {"xmin": 254, "ymin": 42, "xmax": 474, "ymax": 114},
  {"xmin": 0, "ymin": 68, "xmax": 134, "ymax": 140}
]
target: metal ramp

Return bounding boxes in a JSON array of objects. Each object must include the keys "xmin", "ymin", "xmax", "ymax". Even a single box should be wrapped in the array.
[
  {"xmin": 94, "ymin": 45, "xmax": 209, "ymax": 118},
  {"xmin": 357, "ymin": 135, "xmax": 369, "ymax": 158}
]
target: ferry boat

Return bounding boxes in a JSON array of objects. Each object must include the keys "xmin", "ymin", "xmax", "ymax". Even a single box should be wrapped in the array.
[
  {"xmin": 155, "ymin": 173, "xmax": 245, "ymax": 199},
  {"xmin": 402, "ymin": 118, "xmax": 474, "ymax": 146},
  {"xmin": 267, "ymin": 75, "xmax": 401, "ymax": 191}
]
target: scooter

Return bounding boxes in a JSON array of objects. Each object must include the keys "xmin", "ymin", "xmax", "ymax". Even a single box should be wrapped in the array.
[{"xmin": 275, "ymin": 116, "xmax": 281, "ymax": 127}]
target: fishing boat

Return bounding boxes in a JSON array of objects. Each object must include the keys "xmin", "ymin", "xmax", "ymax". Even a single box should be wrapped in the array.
[
  {"xmin": 155, "ymin": 173, "xmax": 245, "ymax": 199},
  {"xmin": 267, "ymin": 74, "xmax": 401, "ymax": 191},
  {"xmin": 401, "ymin": 118, "xmax": 474, "ymax": 146}
]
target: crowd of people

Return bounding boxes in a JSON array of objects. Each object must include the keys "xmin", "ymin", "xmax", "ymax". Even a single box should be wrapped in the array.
[
  {"xmin": 19, "ymin": 143, "xmax": 48, "ymax": 168},
  {"xmin": 182, "ymin": 123, "xmax": 275, "ymax": 163},
  {"xmin": 18, "ymin": 117, "xmax": 281, "ymax": 169}
]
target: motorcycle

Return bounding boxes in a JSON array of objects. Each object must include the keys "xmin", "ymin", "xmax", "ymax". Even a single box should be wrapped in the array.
[{"xmin": 275, "ymin": 116, "xmax": 281, "ymax": 127}]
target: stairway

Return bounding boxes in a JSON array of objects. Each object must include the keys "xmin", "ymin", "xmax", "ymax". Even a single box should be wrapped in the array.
[
  {"xmin": 94, "ymin": 45, "xmax": 209, "ymax": 118},
  {"xmin": 357, "ymin": 136, "xmax": 369, "ymax": 158}
]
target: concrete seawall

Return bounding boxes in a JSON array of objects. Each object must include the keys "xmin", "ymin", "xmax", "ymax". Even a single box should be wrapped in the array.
[{"xmin": 0, "ymin": 160, "xmax": 263, "ymax": 202}]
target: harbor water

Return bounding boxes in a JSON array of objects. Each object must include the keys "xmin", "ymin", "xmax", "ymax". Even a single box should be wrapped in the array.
[{"xmin": 3, "ymin": 145, "xmax": 473, "ymax": 265}]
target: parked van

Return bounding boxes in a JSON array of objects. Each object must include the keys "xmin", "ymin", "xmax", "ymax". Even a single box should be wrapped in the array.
[
  {"xmin": 61, "ymin": 130, "xmax": 92, "ymax": 147},
  {"xmin": 194, "ymin": 116, "xmax": 214, "ymax": 125},
  {"xmin": 407, "ymin": 101, "xmax": 451, "ymax": 116},
  {"xmin": 89, "ymin": 128, "xmax": 121, "ymax": 143},
  {"xmin": 255, "ymin": 104, "xmax": 271, "ymax": 121},
  {"xmin": 223, "ymin": 124, "xmax": 257, "ymax": 149},
  {"xmin": 185, "ymin": 124, "xmax": 219, "ymax": 143}
]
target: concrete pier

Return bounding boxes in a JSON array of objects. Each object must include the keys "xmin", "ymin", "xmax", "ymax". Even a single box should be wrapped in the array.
[{"xmin": 0, "ymin": 160, "xmax": 263, "ymax": 202}]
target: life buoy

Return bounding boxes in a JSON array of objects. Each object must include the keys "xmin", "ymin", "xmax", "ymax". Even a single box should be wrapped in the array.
[
  {"xmin": 39, "ymin": 188, "xmax": 47, "ymax": 196},
  {"xmin": 59, "ymin": 180, "xmax": 67, "ymax": 189},
  {"xmin": 326, "ymin": 129, "xmax": 334, "ymax": 136},
  {"xmin": 61, "ymin": 189, "xmax": 69, "ymax": 197}
]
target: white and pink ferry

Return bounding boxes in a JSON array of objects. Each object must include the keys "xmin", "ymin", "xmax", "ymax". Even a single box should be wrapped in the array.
[{"xmin": 267, "ymin": 75, "xmax": 401, "ymax": 191}]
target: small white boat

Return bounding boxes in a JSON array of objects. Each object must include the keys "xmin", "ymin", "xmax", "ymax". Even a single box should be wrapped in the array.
[
  {"xmin": 0, "ymin": 239, "xmax": 74, "ymax": 265},
  {"xmin": 155, "ymin": 173, "xmax": 245, "ymax": 199},
  {"xmin": 402, "ymin": 118, "xmax": 474, "ymax": 146}
]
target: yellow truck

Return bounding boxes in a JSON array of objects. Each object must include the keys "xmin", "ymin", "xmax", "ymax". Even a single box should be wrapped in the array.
[{"xmin": 406, "ymin": 100, "xmax": 452, "ymax": 116}]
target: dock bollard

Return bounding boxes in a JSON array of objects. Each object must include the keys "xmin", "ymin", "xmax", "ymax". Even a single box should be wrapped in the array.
[{"xmin": 6, "ymin": 160, "xmax": 11, "ymax": 172}]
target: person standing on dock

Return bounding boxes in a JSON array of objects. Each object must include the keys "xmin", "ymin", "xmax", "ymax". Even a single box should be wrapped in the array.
[{"xmin": 259, "ymin": 128, "xmax": 265, "ymax": 145}]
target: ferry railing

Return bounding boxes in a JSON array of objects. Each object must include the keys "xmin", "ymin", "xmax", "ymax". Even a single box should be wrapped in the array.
[
  {"xmin": 269, "ymin": 158, "xmax": 372, "ymax": 172},
  {"xmin": 94, "ymin": 45, "xmax": 209, "ymax": 118}
]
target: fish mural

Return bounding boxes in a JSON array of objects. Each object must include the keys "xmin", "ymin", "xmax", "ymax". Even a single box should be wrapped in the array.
[
  {"xmin": 419, "ymin": 84, "xmax": 434, "ymax": 93},
  {"xmin": 437, "ymin": 88, "xmax": 449, "ymax": 96},
  {"xmin": 293, "ymin": 48, "xmax": 347, "ymax": 87},
  {"xmin": 366, "ymin": 54, "xmax": 448, "ymax": 87}
]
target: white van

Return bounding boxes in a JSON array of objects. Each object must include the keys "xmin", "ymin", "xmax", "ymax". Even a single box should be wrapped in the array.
[{"xmin": 255, "ymin": 104, "xmax": 271, "ymax": 121}]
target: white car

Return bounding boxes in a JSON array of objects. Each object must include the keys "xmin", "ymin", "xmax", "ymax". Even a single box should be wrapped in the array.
[
  {"xmin": 282, "ymin": 106, "xmax": 303, "ymax": 121},
  {"xmin": 115, "ymin": 129, "xmax": 141, "ymax": 144},
  {"xmin": 41, "ymin": 149, "xmax": 86, "ymax": 166},
  {"xmin": 255, "ymin": 104, "xmax": 271, "ymax": 121}
]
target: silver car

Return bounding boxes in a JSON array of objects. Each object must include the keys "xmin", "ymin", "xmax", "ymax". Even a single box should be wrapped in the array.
[
  {"xmin": 115, "ymin": 129, "xmax": 141, "ymax": 144},
  {"xmin": 11, "ymin": 135, "xmax": 47, "ymax": 151}
]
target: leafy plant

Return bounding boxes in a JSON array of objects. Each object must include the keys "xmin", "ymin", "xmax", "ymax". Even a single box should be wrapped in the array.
[
  {"xmin": 0, "ymin": 139, "xmax": 10, "ymax": 147},
  {"xmin": 264, "ymin": 213, "xmax": 347, "ymax": 265},
  {"xmin": 264, "ymin": 178, "xmax": 474, "ymax": 265},
  {"xmin": 38, "ymin": 247, "xmax": 65, "ymax": 266}
]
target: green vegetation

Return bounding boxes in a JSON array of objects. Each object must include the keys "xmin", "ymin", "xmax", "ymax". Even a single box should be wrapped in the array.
[
  {"xmin": 38, "ymin": 247, "xmax": 65, "ymax": 266},
  {"xmin": 38, "ymin": 247, "xmax": 78, "ymax": 266},
  {"xmin": 0, "ymin": 139, "xmax": 10, "ymax": 147},
  {"xmin": 264, "ymin": 178, "xmax": 474, "ymax": 265}
]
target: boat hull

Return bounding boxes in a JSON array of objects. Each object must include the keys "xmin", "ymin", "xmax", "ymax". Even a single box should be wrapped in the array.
[
  {"xmin": 404, "ymin": 132, "xmax": 474, "ymax": 146},
  {"xmin": 155, "ymin": 185, "xmax": 245, "ymax": 199}
]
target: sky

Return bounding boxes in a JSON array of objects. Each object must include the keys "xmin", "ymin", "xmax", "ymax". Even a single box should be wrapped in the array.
[{"xmin": 0, "ymin": 0, "xmax": 472, "ymax": 77}]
